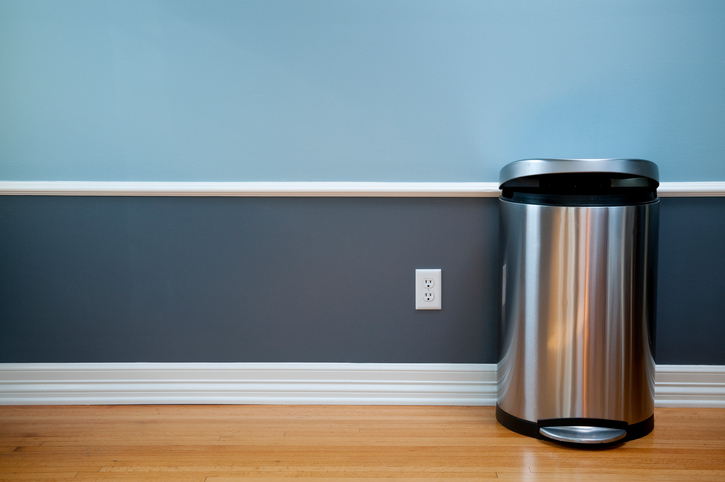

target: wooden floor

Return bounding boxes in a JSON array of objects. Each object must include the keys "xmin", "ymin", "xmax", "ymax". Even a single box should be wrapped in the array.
[{"xmin": 1, "ymin": 405, "xmax": 724, "ymax": 481}]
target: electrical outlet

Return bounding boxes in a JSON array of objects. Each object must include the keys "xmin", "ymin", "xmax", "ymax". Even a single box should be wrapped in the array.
[{"xmin": 416, "ymin": 269, "xmax": 441, "ymax": 310}]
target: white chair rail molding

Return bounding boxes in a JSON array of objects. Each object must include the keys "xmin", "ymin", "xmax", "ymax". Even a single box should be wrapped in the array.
[{"xmin": 1, "ymin": 181, "xmax": 725, "ymax": 197}]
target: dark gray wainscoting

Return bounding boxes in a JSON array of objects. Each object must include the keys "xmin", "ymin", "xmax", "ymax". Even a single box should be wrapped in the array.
[
  {"xmin": 0, "ymin": 196, "xmax": 498, "ymax": 363},
  {"xmin": 1, "ymin": 196, "xmax": 723, "ymax": 364},
  {"xmin": 656, "ymin": 197, "xmax": 725, "ymax": 364}
]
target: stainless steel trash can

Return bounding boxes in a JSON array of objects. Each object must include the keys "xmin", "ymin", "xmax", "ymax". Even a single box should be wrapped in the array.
[{"xmin": 496, "ymin": 159, "xmax": 659, "ymax": 444}]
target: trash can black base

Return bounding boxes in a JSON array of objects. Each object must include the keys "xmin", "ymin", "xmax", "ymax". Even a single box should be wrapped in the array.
[{"xmin": 496, "ymin": 405, "xmax": 654, "ymax": 444}]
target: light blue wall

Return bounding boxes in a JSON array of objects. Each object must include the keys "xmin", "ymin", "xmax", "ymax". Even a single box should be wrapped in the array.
[{"xmin": 1, "ymin": 0, "xmax": 724, "ymax": 182}]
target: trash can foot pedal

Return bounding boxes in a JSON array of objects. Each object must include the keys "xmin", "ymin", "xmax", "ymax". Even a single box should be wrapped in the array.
[{"xmin": 539, "ymin": 426, "xmax": 627, "ymax": 444}]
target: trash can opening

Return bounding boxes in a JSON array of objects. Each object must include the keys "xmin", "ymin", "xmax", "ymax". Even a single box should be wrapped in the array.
[{"xmin": 498, "ymin": 159, "xmax": 659, "ymax": 206}]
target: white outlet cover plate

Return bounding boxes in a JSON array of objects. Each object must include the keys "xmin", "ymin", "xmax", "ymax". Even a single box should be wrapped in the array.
[{"xmin": 416, "ymin": 269, "xmax": 442, "ymax": 310}]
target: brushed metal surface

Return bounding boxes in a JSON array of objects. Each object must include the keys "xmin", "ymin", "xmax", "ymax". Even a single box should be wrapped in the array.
[
  {"xmin": 498, "ymin": 199, "xmax": 658, "ymax": 425},
  {"xmin": 499, "ymin": 159, "xmax": 659, "ymax": 186}
]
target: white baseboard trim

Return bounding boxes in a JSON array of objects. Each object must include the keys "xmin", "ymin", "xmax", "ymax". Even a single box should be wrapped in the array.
[
  {"xmin": 0, "ymin": 363, "xmax": 497, "ymax": 406},
  {"xmin": 653, "ymin": 365, "xmax": 725, "ymax": 408},
  {"xmin": 1, "ymin": 363, "xmax": 723, "ymax": 407},
  {"xmin": 0, "ymin": 181, "xmax": 724, "ymax": 197}
]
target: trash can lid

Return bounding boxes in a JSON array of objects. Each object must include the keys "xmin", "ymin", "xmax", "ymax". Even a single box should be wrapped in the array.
[{"xmin": 499, "ymin": 159, "xmax": 659, "ymax": 187}]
